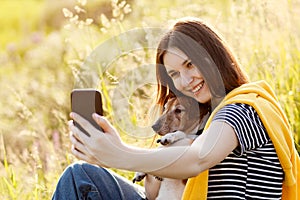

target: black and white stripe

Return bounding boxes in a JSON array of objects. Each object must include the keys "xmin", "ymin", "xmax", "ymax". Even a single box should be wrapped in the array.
[{"xmin": 206, "ymin": 103, "xmax": 283, "ymax": 199}]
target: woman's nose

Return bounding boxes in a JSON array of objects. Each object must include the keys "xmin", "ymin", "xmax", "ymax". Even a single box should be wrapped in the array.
[{"xmin": 181, "ymin": 73, "xmax": 193, "ymax": 87}]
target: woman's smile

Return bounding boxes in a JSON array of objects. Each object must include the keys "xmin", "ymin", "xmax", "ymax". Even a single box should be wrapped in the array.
[{"xmin": 191, "ymin": 80, "xmax": 204, "ymax": 94}]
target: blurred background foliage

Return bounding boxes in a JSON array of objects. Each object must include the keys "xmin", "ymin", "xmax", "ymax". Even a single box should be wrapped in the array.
[{"xmin": 0, "ymin": 0, "xmax": 299, "ymax": 198}]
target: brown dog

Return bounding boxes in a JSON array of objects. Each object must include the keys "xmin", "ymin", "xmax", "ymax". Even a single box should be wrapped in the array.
[
  {"xmin": 133, "ymin": 96, "xmax": 209, "ymax": 199},
  {"xmin": 153, "ymin": 95, "xmax": 208, "ymax": 145}
]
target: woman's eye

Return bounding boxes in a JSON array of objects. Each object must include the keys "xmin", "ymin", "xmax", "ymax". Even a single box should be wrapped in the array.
[
  {"xmin": 169, "ymin": 71, "xmax": 179, "ymax": 78},
  {"xmin": 186, "ymin": 61, "xmax": 193, "ymax": 68}
]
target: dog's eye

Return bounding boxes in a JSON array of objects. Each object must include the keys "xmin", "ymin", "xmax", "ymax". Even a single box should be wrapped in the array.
[{"xmin": 175, "ymin": 108, "xmax": 182, "ymax": 114}]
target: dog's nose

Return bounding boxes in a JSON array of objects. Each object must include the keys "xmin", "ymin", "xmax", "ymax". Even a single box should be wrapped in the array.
[{"xmin": 152, "ymin": 123, "xmax": 160, "ymax": 132}]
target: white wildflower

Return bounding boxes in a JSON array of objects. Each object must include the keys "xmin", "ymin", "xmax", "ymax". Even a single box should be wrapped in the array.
[
  {"xmin": 74, "ymin": 5, "xmax": 86, "ymax": 14},
  {"xmin": 123, "ymin": 4, "xmax": 132, "ymax": 14},
  {"xmin": 77, "ymin": 0, "xmax": 87, "ymax": 6},
  {"xmin": 62, "ymin": 8, "xmax": 73, "ymax": 18},
  {"xmin": 85, "ymin": 18, "xmax": 93, "ymax": 25},
  {"xmin": 101, "ymin": 14, "xmax": 110, "ymax": 28}
]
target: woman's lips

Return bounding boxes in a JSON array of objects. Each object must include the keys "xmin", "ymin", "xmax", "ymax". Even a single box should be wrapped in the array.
[{"xmin": 192, "ymin": 81, "xmax": 204, "ymax": 94}]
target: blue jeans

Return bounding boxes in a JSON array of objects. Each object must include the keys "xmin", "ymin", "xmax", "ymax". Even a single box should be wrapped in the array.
[{"xmin": 52, "ymin": 162, "xmax": 146, "ymax": 200}]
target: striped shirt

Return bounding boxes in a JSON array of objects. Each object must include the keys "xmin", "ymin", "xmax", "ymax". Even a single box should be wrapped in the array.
[{"xmin": 207, "ymin": 103, "xmax": 283, "ymax": 199}]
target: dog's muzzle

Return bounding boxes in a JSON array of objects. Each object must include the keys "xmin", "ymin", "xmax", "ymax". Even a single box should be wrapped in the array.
[{"xmin": 151, "ymin": 123, "xmax": 161, "ymax": 132}]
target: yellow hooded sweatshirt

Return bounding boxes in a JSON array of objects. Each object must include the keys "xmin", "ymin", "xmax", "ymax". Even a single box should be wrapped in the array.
[{"xmin": 182, "ymin": 80, "xmax": 300, "ymax": 200}]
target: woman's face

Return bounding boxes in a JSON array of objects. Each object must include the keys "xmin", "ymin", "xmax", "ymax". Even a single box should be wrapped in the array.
[{"xmin": 163, "ymin": 48, "xmax": 212, "ymax": 104}]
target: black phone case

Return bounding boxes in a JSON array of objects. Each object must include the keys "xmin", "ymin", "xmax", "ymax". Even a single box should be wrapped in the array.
[{"xmin": 71, "ymin": 89, "xmax": 103, "ymax": 136}]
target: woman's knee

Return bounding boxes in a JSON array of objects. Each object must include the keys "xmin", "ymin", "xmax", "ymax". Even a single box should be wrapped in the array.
[{"xmin": 54, "ymin": 162, "xmax": 145, "ymax": 200}]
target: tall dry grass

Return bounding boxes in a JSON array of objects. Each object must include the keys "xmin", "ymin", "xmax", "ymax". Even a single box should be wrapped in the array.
[{"xmin": 0, "ymin": 0, "xmax": 299, "ymax": 199}]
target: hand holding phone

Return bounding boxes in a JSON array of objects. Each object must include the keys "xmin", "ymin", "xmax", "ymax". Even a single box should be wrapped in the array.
[{"xmin": 71, "ymin": 89, "xmax": 103, "ymax": 136}]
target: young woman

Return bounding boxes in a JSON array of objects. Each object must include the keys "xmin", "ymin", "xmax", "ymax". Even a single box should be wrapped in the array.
[{"xmin": 52, "ymin": 18, "xmax": 299, "ymax": 200}]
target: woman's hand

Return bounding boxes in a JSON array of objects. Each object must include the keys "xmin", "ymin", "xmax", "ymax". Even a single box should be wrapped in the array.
[{"xmin": 69, "ymin": 112, "xmax": 124, "ymax": 167}]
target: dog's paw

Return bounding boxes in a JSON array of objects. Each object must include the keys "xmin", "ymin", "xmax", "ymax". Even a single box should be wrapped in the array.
[
  {"xmin": 155, "ymin": 176, "xmax": 163, "ymax": 181},
  {"xmin": 157, "ymin": 137, "xmax": 172, "ymax": 145},
  {"xmin": 157, "ymin": 134, "xmax": 176, "ymax": 145},
  {"xmin": 132, "ymin": 172, "xmax": 147, "ymax": 183},
  {"xmin": 157, "ymin": 131, "xmax": 185, "ymax": 145}
]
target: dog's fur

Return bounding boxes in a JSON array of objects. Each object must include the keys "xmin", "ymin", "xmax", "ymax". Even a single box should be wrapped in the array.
[{"xmin": 133, "ymin": 96, "xmax": 209, "ymax": 200}]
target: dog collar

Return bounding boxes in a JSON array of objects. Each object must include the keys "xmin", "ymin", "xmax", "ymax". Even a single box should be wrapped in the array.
[{"xmin": 196, "ymin": 128, "xmax": 204, "ymax": 136}]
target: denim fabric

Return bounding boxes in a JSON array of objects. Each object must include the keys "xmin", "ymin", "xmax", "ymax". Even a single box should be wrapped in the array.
[{"xmin": 52, "ymin": 162, "xmax": 146, "ymax": 200}]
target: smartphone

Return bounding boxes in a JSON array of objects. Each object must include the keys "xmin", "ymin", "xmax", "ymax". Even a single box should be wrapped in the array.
[{"xmin": 71, "ymin": 89, "xmax": 103, "ymax": 136}]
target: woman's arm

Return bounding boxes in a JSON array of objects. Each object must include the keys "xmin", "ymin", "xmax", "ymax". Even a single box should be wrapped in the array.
[
  {"xmin": 69, "ymin": 113, "xmax": 238, "ymax": 179},
  {"xmin": 149, "ymin": 121, "xmax": 239, "ymax": 178}
]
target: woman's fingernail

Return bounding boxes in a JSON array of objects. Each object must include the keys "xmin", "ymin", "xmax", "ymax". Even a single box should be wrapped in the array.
[
  {"xmin": 93, "ymin": 113, "xmax": 101, "ymax": 121},
  {"xmin": 68, "ymin": 120, "xmax": 73, "ymax": 126}
]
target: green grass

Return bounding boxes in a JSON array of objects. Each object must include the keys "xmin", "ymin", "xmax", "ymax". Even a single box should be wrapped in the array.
[{"xmin": 0, "ymin": 0, "xmax": 299, "ymax": 199}]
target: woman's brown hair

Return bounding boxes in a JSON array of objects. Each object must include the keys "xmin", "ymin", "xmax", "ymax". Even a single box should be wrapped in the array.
[{"xmin": 155, "ymin": 18, "xmax": 249, "ymax": 110}]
